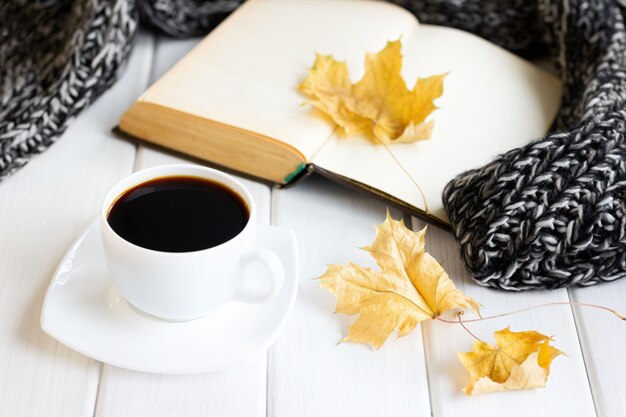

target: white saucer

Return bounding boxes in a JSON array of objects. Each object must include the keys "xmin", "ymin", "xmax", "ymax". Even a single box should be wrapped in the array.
[{"xmin": 41, "ymin": 219, "xmax": 298, "ymax": 374}]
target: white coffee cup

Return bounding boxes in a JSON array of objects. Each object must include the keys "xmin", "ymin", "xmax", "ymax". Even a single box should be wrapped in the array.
[{"xmin": 100, "ymin": 164, "xmax": 284, "ymax": 321}]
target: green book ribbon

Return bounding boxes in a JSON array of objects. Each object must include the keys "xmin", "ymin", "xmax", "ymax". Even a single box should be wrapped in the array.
[{"xmin": 283, "ymin": 163, "xmax": 307, "ymax": 183}]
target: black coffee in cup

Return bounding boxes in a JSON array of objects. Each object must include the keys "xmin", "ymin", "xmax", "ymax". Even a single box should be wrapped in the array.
[{"xmin": 107, "ymin": 176, "xmax": 249, "ymax": 252}]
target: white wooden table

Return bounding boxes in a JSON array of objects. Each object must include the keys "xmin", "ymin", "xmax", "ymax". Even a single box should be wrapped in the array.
[{"xmin": 1, "ymin": 32, "xmax": 625, "ymax": 417}]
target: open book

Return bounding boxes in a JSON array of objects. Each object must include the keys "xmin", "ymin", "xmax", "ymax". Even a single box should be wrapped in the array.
[{"xmin": 119, "ymin": 0, "xmax": 561, "ymax": 226}]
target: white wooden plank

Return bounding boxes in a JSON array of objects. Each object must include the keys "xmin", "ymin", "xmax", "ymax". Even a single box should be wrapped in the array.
[
  {"xmin": 96, "ymin": 363, "xmax": 266, "ymax": 417},
  {"xmin": 569, "ymin": 279, "xmax": 626, "ymax": 417},
  {"xmin": 269, "ymin": 176, "xmax": 431, "ymax": 417},
  {"xmin": 0, "ymin": 32, "xmax": 153, "ymax": 417},
  {"xmin": 411, "ymin": 217, "xmax": 597, "ymax": 417},
  {"xmin": 94, "ymin": 35, "xmax": 270, "ymax": 417}
]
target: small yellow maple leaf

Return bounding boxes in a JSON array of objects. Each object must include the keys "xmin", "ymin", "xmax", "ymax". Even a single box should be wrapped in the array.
[
  {"xmin": 300, "ymin": 40, "xmax": 446, "ymax": 144},
  {"xmin": 458, "ymin": 327, "xmax": 564, "ymax": 395},
  {"xmin": 319, "ymin": 212, "xmax": 479, "ymax": 349}
]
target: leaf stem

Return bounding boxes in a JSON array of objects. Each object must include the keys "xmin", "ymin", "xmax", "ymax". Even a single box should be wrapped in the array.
[
  {"xmin": 435, "ymin": 301, "xmax": 626, "ymax": 324},
  {"xmin": 452, "ymin": 312, "xmax": 484, "ymax": 343},
  {"xmin": 377, "ymin": 139, "xmax": 429, "ymax": 214}
]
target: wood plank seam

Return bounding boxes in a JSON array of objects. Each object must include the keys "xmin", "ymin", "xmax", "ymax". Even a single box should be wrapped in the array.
[
  {"xmin": 566, "ymin": 288, "xmax": 601, "ymax": 417},
  {"xmin": 266, "ymin": 185, "xmax": 277, "ymax": 417},
  {"xmin": 405, "ymin": 211, "xmax": 436, "ymax": 415},
  {"xmin": 90, "ymin": 362, "xmax": 105, "ymax": 417}
]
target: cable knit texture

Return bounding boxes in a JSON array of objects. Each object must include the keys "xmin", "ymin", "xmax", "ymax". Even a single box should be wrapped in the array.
[
  {"xmin": 2, "ymin": 0, "xmax": 626, "ymax": 290},
  {"xmin": 392, "ymin": 0, "xmax": 626, "ymax": 290}
]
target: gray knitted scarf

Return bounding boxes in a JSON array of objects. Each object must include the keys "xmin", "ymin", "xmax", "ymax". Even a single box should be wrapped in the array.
[{"xmin": 2, "ymin": 0, "xmax": 626, "ymax": 291}]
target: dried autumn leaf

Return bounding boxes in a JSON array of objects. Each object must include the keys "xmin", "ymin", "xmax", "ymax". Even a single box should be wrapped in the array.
[
  {"xmin": 299, "ymin": 55, "xmax": 369, "ymax": 136},
  {"xmin": 319, "ymin": 212, "xmax": 480, "ymax": 349},
  {"xmin": 300, "ymin": 40, "xmax": 446, "ymax": 144},
  {"xmin": 458, "ymin": 327, "xmax": 564, "ymax": 395}
]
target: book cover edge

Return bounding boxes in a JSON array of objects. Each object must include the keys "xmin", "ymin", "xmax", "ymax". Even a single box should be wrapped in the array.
[{"xmin": 310, "ymin": 163, "xmax": 451, "ymax": 230}]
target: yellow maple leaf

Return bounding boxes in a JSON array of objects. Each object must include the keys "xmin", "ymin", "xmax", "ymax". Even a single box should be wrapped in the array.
[
  {"xmin": 300, "ymin": 40, "xmax": 446, "ymax": 144},
  {"xmin": 319, "ymin": 212, "xmax": 480, "ymax": 349},
  {"xmin": 458, "ymin": 327, "xmax": 564, "ymax": 395}
]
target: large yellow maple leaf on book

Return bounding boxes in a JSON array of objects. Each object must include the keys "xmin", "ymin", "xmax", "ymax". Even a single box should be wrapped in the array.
[
  {"xmin": 300, "ymin": 40, "xmax": 446, "ymax": 144},
  {"xmin": 319, "ymin": 213, "xmax": 480, "ymax": 348}
]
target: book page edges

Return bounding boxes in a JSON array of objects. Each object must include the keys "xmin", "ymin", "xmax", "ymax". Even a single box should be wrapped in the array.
[{"xmin": 119, "ymin": 101, "xmax": 306, "ymax": 184}]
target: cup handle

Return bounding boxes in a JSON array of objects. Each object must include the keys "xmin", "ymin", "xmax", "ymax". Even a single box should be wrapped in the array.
[{"xmin": 234, "ymin": 248, "xmax": 284, "ymax": 304}]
